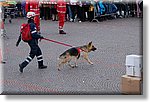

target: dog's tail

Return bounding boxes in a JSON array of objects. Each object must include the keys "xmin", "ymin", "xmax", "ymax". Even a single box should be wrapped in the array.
[{"xmin": 59, "ymin": 51, "xmax": 67, "ymax": 59}]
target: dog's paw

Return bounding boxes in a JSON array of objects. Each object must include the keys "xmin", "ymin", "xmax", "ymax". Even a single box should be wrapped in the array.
[
  {"xmin": 90, "ymin": 62, "xmax": 94, "ymax": 65},
  {"xmin": 71, "ymin": 66, "xmax": 75, "ymax": 68},
  {"xmin": 69, "ymin": 64, "xmax": 75, "ymax": 68}
]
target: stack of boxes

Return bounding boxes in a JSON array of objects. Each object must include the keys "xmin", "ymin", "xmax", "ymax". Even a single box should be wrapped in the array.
[{"xmin": 121, "ymin": 55, "xmax": 143, "ymax": 95}]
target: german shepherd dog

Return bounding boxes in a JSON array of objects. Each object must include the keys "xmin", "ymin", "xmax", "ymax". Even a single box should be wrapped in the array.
[{"xmin": 57, "ymin": 42, "xmax": 97, "ymax": 71}]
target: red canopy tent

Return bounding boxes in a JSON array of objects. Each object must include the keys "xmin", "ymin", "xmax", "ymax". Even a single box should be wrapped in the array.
[
  {"xmin": 39, "ymin": 0, "xmax": 57, "ymax": 4},
  {"xmin": 39, "ymin": 0, "xmax": 79, "ymax": 5}
]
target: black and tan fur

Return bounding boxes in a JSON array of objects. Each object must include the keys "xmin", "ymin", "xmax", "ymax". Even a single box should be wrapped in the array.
[{"xmin": 57, "ymin": 42, "xmax": 97, "ymax": 71}]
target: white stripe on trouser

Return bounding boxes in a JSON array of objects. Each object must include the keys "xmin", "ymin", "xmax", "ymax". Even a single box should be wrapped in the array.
[
  {"xmin": 27, "ymin": 56, "xmax": 32, "ymax": 60},
  {"xmin": 37, "ymin": 55, "xmax": 43, "ymax": 62},
  {"xmin": 59, "ymin": 26, "xmax": 63, "ymax": 30},
  {"xmin": 37, "ymin": 55, "xmax": 42, "ymax": 59},
  {"xmin": 25, "ymin": 56, "xmax": 33, "ymax": 63},
  {"xmin": 31, "ymin": 30, "xmax": 37, "ymax": 34},
  {"xmin": 25, "ymin": 59, "xmax": 30, "ymax": 63},
  {"xmin": 38, "ymin": 59, "xmax": 43, "ymax": 62}
]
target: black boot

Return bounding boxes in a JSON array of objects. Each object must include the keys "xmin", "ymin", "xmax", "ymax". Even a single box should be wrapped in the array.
[
  {"xmin": 38, "ymin": 60, "xmax": 47, "ymax": 69},
  {"xmin": 19, "ymin": 62, "xmax": 28, "ymax": 73},
  {"xmin": 59, "ymin": 30, "xmax": 66, "ymax": 34},
  {"xmin": 39, "ymin": 65, "xmax": 47, "ymax": 69},
  {"xmin": 19, "ymin": 64, "xmax": 24, "ymax": 73}
]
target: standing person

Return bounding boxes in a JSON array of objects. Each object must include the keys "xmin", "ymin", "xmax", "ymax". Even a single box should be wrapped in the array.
[
  {"xmin": 16, "ymin": 1, "xmax": 22, "ymax": 17},
  {"xmin": 16, "ymin": 12, "xmax": 47, "ymax": 73},
  {"xmin": 0, "ymin": 4, "xmax": 6, "ymax": 64},
  {"xmin": 67, "ymin": 4, "xmax": 73, "ymax": 21},
  {"xmin": 77, "ymin": 0, "xmax": 83, "ymax": 22},
  {"xmin": 69, "ymin": 0, "xmax": 78, "ymax": 22},
  {"xmin": 136, "ymin": 0, "xmax": 142, "ymax": 17},
  {"xmin": 57, "ymin": 0, "xmax": 67, "ymax": 34},
  {"xmin": 88, "ymin": 3, "xmax": 94, "ymax": 22},
  {"xmin": 51, "ymin": 4, "xmax": 58, "ymax": 21},
  {"xmin": 21, "ymin": 0, "xmax": 26, "ymax": 17}
]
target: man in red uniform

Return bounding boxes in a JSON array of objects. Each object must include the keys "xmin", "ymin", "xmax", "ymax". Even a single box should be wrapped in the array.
[
  {"xmin": 57, "ymin": 0, "xmax": 67, "ymax": 34},
  {"xmin": 26, "ymin": 0, "xmax": 40, "ymax": 33}
]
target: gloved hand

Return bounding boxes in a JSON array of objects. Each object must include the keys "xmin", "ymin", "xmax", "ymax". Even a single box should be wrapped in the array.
[
  {"xmin": 16, "ymin": 42, "xmax": 19, "ymax": 47},
  {"xmin": 40, "ymin": 36, "xmax": 44, "ymax": 39},
  {"xmin": 16, "ymin": 35, "xmax": 21, "ymax": 47},
  {"xmin": 39, "ymin": 36, "xmax": 44, "ymax": 42}
]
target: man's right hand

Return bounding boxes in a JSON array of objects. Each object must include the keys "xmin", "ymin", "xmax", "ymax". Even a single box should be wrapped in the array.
[{"xmin": 16, "ymin": 42, "xmax": 19, "ymax": 47}]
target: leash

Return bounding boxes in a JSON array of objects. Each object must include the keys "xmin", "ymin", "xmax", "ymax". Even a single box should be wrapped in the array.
[
  {"xmin": 42, "ymin": 38, "xmax": 86, "ymax": 53},
  {"xmin": 42, "ymin": 38, "xmax": 73, "ymax": 47}
]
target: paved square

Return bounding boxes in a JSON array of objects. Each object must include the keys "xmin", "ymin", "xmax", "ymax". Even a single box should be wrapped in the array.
[{"xmin": 1, "ymin": 17, "xmax": 142, "ymax": 94}]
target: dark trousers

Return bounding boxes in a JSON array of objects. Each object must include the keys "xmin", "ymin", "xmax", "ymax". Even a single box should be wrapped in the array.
[
  {"xmin": 20, "ymin": 40, "xmax": 44, "ymax": 68},
  {"xmin": 70, "ymin": 5, "xmax": 77, "ymax": 20},
  {"xmin": 77, "ymin": 6, "xmax": 85, "ymax": 21},
  {"xmin": 88, "ymin": 11, "xmax": 94, "ymax": 22}
]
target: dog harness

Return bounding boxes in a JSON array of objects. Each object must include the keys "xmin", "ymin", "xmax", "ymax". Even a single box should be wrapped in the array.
[{"xmin": 77, "ymin": 48, "xmax": 82, "ymax": 54}]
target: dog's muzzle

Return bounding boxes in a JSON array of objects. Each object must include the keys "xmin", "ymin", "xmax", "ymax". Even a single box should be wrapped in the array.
[{"xmin": 92, "ymin": 47, "xmax": 97, "ymax": 51}]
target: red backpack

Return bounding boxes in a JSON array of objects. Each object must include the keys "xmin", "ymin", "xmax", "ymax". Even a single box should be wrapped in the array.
[{"xmin": 20, "ymin": 23, "xmax": 32, "ymax": 42}]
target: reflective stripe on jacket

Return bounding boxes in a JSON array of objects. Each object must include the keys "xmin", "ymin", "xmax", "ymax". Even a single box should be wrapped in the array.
[{"xmin": 57, "ymin": 1, "xmax": 66, "ymax": 13}]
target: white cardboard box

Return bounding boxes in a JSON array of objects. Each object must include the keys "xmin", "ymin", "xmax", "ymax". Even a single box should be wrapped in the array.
[{"xmin": 125, "ymin": 55, "xmax": 143, "ymax": 77}]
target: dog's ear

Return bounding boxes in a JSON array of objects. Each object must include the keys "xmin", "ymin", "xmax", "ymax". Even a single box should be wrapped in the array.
[
  {"xmin": 88, "ymin": 41, "xmax": 92, "ymax": 46},
  {"xmin": 88, "ymin": 41, "xmax": 92, "ymax": 47}
]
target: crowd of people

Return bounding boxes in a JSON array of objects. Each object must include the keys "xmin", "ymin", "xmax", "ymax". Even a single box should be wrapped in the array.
[
  {"xmin": 2, "ymin": 0, "xmax": 143, "ymax": 23},
  {"xmin": 39, "ymin": 0, "xmax": 143, "ymax": 22}
]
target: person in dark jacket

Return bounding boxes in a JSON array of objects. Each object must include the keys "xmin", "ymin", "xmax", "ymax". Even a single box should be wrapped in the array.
[{"xmin": 16, "ymin": 12, "xmax": 47, "ymax": 73}]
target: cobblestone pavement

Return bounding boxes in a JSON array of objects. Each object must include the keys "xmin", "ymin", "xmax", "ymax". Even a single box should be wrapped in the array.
[{"xmin": 1, "ymin": 17, "xmax": 142, "ymax": 95}]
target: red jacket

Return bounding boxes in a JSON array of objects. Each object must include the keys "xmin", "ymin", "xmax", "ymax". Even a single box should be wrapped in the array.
[
  {"xmin": 25, "ymin": 0, "xmax": 30, "ymax": 12},
  {"xmin": 57, "ymin": 0, "xmax": 66, "ymax": 13}
]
